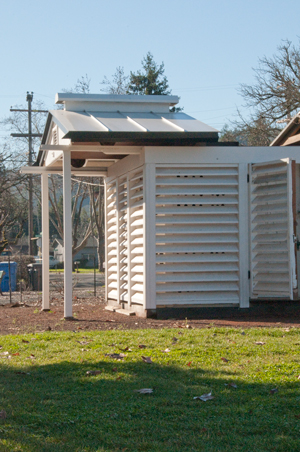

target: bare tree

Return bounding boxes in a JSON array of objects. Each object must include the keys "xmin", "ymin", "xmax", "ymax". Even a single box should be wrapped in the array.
[
  {"xmin": 88, "ymin": 179, "xmax": 105, "ymax": 271},
  {"xmin": 239, "ymin": 40, "xmax": 300, "ymax": 124},
  {"xmin": 220, "ymin": 111, "xmax": 280, "ymax": 146},
  {"xmin": 48, "ymin": 175, "xmax": 93, "ymax": 257},
  {"xmin": 101, "ymin": 66, "xmax": 129, "ymax": 94},
  {"xmin": 0, "ymin": 148, "xmax": 27, "ymax": 253},
  {"xmin": 62, "ymin": 74, "xmax": 91, "ymax": 95}
]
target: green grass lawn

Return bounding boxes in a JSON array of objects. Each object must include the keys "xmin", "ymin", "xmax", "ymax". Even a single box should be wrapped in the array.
[{"xmin": 0, "ymin": 327, "xmax": 300, "ymax": 451}]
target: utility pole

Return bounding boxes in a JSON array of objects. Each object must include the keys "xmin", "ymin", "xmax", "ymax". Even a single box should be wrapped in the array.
[{"xmin": 10, "ymin": 92, "xmax": 48, "ymax": 255}]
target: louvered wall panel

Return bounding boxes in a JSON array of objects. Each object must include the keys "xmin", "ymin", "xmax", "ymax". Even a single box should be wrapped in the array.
[
  {"xmin": 105, "ymin": 167, "xmax": 145, "ymax": 308},
  {"xmin": 250, "ymin": 160, "xmax": 296, "ymax": 298},
  {"xmin": 118, "ymin": 177, "xmax": 129, "ymax": 303},
  {"xmin": 156, "ymin": 165, "xmax": 240, "ymax": 305},
  {"xmin": 129, "ymin": 169, "xmax": 144, "ymax": 306},
  {"xmin": 106, "ymin": 180, "xmax": 118, "ymax": 300}
]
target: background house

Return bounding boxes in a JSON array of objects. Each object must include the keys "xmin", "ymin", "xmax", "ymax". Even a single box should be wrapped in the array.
[{"xmin": 53, "ymin": 237, "xmax": 98, "ymax": 268}]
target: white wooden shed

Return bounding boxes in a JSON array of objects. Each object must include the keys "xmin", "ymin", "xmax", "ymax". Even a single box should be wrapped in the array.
[{"xmin": 22, "ymin": 94, "xmax": 300, "ymax": 318}]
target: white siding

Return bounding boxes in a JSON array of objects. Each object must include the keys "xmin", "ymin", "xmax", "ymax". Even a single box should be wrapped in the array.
[
  {"xmin": 250, "ymin": 160, "xmax": 297, "ymax": 298},
  {"xmin": 155, "ymin": 165, "xmax": 240, "ymax": 305}
]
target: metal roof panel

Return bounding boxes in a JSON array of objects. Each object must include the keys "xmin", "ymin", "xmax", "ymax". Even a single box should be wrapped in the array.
[
  {"xmin": 50, "ymin": 110, "xmax": 107, "ymax": 133},
  {"xmin": 88, "ymin": 112, "xmax": 142, "ymax": 132},
  {"xmin": 161, "ymin": 113, "xmax": 219, "ymax": 133},
  {"xmin": 128, "ymin": 112, "xmax": 180, "ymax": 132}
]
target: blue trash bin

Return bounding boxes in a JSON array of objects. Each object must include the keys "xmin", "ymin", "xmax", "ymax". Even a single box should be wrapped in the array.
[{"xmin": 0, "ymin": 262, "xmax": 17, "ymax": 292}]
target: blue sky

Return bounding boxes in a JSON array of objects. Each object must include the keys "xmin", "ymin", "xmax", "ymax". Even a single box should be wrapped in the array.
[{"xmin": 0, "ymin": 0, "xmax": 300, "ymax": 141}]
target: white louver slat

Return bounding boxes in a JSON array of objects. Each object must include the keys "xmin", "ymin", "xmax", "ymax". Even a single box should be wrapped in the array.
[
  {"xmin": 156, "ymin": 165, "xmax": 240, "ymax": 305},
  {"xmin": 250, "ymin": 159, "xmax": 297, "ymax": 299}
]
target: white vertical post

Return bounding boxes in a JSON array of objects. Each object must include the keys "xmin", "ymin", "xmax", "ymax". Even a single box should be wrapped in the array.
[
  {"xmin": 127, "ymin": 175, "xmax": 132, "ymax": 307},
  {"xmin": 238, "ymin": 163, "xmax": 250, "ymax": 308},
  {"xmin": 41, "ymin": 173, "xmax": 50, "ymax": 310},
  {"xmin": 104, "ymin": 179, "xmax": 108, "ymax": 303},
  {"xmin": 144, "ymin": 164, "xmax": 156, "ymax": 311},
  {"xmin": 116, "ymin": 179, "xmax": 120, "ymax": 303},
  {"xmin": 63, "ymin": 150, "xmax": 73, "ymax": 318}
]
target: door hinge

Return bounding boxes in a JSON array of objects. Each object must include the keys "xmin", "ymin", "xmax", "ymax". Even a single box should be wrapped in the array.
[
  {"xmin": 247, "ymin": 174, "xmax": 249, "ymax": 183},
  {"xmin": 248, "ymin": 271, "xmax": 251, "ymax": 279}
]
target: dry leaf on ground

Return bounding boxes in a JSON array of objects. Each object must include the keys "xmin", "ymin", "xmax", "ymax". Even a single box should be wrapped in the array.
[
  {"xmin": 0, "ymin": 410, "xmax": 6, "ymax": 419},
  {"xmin": 0, "ymin": 352, "xmax": 9, "ymax": 356},
  {"xmin": 105, "ymin": 353, "xmax": 126, "ymax": 360},
  {"xmin": 270, "ymin": 388, "xmax": 278, "ymax": 394},
  {"xmin": 77, "ymin": 341, "xmax": 89, "ymax": 345},
  {"xmin": 142, "ymin": 356, "xmax": 153, "ymax": 364},
  {"xmin": 172, "ymin": 337, "xmax": 178, "ymax": 343},
  {"xmin": 138, "ymin": 344, "xmax": 147, "ymax": 349},
  {"xmin": 163, "ymin": 348, "xmax": 171, "ymax": 353},
  {"xmin": 225, "ymin": 383, "xmax": 237, "ymax": 389},
  {"xmin": 255, "ymin": 342, "xmax": 266, "ymax": 346},
  {"xmin": 134, "ymin": 388, "xmax": 153, "ymax": 394},
  {"xmin": 86, "ymin": 370, "xmax": 102, "ymax": 376},
  {"xmin": 22, "ymin": 339, "xmax": 29, "ymax": 344},
  {"xmin": 221, "ymin": 357, "xmax": 229, "ymax": 362},
  {"xmin": 120, "ymin": 346, "xmax": 132, "ymax": 352},
  {"xmin": 194, "ymin": 392, "xmax": 214, "ymax": 401}
]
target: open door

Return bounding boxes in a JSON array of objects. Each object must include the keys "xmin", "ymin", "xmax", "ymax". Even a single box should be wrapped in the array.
[{"xmin": 249, "ymin": 159, "xmax": 297, "ymax": 299}]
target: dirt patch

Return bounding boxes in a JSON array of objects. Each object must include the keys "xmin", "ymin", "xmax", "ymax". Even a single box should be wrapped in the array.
[{"xmin": 1, "ymin": 288, "xmax": 300, "ymax": 334}]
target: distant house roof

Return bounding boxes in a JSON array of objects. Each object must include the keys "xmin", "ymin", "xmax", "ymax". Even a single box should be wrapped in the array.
[{"xmin": 270, "ymin": 112, "xmax": 300, "ymax": 146}]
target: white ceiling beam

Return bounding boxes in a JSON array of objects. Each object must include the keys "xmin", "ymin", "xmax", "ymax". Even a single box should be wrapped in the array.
[
  {"xmin": 40, "ymin": 145, "xmax": 142, "ymax": 154},
  {"xmin": 20, "ymin": 166, "xmax": 108, "ymax": 176}
]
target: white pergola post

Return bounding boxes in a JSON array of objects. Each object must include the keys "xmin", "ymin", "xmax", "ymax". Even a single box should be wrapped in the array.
[
  {"xmin": 63, "ymin": 150, "xmax": 73, "ymax": 318},
  {"xmin": 41, "ymin": 173, "xmax": 50, "ymax": 310}
]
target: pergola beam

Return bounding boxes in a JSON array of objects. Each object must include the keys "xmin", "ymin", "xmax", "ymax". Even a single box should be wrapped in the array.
[
  {"xmin": 20, "ymin": 166, "xmax": 108, "ymax": 176},
  {"xmin": 40, "ymin": 145, "xmax": 142, "ymax": 154}
]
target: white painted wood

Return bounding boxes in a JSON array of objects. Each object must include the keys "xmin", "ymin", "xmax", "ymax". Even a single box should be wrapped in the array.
[
  {"xmin": 286, "ymin": 160, "xmax": 297, "ymax": 298},
  {"xmin": 105, "ymin": 179, "xmax": 118, "ymax": 302},
  {"xmin": 128, "ymin": 167, "xmax": 144, "ymax": 306},
  {"xmin": 238, "ymin": 164, "xmax": 250, "ymax": 308},
  {"xmin": 155, "ymin": 164, "xmax": 240, "ymax": 306},
  {"xmin": 63, "ymin": 149, "xmax": 73, "ymax": 318},
  {"xmin": 107, "ymin": 152, "xmax": 145, "ymax": 180},
  {"xmin": 104, "ymin": 179, "xmax": 109, "ymax": 303},
  {"xmin": 41, "ymin": 173, "xmax": 50, "ymax": 310},
  {"xmin": 144, "ymin": 164, "xmax": 156, "ymax": 310},
  {"xmin": 144, "ymin": 147, "xmax": 300, "ymax": 165},
  {"xmin": 21, "ymin": 166, "xmax": 107, "ymax": 176},
  {"xmin": 250, "ymin": 159, "xmax": 297, "ymax": 299}
]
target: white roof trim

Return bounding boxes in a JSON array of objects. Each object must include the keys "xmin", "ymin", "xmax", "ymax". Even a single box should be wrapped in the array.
[{"xmin": 55, "ymin": 93, "xmax": 180, "ymax": 106}]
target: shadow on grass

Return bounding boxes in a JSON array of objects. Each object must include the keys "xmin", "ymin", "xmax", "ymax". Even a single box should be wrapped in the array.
[{"xmin": 0, "ymin": 358, "xmax": 299, "ymax": 452}]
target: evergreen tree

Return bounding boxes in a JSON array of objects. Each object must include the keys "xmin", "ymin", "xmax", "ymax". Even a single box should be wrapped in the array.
[{"xmin": 127, "ymin": 52, "xmax": 171, "ymax": 95}]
